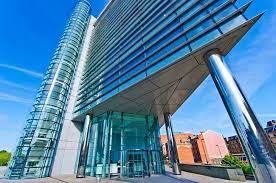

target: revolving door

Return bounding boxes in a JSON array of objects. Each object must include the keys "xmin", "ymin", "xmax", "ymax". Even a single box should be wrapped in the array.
[{"xmin": 125, "ymin": 149, "xmax": 149, "ymax": 178}]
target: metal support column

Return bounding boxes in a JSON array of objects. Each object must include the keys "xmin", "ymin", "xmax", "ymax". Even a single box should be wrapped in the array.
[
  {"xmin": 91, "ymin": 123, "xmax": 99, "ymax": 177},
  {"xmin": 120, "ymin": 113, "xmax": 124, "ymax": 178},
  {"xmin": 76, "ymin": 114, "xmax": 92, "ymax": 178},
  {"xmin": 206, "ymin": 51, "xmax": 276, "ymax": 183},
  {"xmin": 146, "ymin": 116, "xmax": 152, "ymax": 177},
  {"xmin": 164, "ymin": 113, "xmax": 181, "ymax": 175},
  {"xmin": 102, "ymin": 112, "xmax": 112, "ymax": 178}
]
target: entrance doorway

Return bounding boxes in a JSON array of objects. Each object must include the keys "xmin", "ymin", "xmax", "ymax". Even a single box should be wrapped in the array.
[
  {"xmin": 85, "ymin": 112, "xmax": 165, "ymax": 178},
  {"xmin": 126, "ymin": 149, "xmax": 149, "ymax": 178}
]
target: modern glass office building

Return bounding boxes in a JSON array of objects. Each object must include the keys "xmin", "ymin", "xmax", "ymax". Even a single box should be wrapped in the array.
[{"xmin": 8, "ymin": 0, "xmax": 275, "ymax": 182}]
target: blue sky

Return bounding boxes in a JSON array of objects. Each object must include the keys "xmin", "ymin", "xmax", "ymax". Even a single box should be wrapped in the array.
[{"xmin": 0, "ymin": 0, "xmax": 275, "ymax": 151}]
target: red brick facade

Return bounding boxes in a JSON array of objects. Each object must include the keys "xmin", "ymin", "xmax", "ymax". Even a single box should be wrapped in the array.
[
  {"xmin": 161, "ymin": 131, "xmax": 229, "ymax": 165},
  {"xmin": 160, "ymin": 133, "xmax": 194, "ymax": 164}
]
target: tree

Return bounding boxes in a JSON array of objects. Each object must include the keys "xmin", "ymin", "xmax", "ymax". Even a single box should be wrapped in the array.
[
  {"xmin": 221, "ymin": 154, "xmax": 253, "ymax": 175},
  {"xmin": 0, "ymin": 150, "xmax": 11, "ymax": 166}
]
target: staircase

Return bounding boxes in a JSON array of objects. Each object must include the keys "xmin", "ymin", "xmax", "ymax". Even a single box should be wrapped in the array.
[
  {"xmin": 8, "ymin": 158, "xmax": 25, "ymax": 179},
  {"xmin": 8, "ymin": 146, "xmax": 31, "ymax": 179}
]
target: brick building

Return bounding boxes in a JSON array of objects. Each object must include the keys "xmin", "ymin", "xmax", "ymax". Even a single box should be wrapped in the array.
[
  {"xmin": 160, "ymin": 133, "xmax": 194, "ymax": 164},
  {"xmin": 225, "ymin": 120, "xmax": 276, "ymax": 162},
  {"xmin": 192, "ymin": 131, "xmax": 229, "ymax": 164},
  {"xmin": 161, "ymin": 130, "xmax": 229, "ymax": 165},
  {"xmin": 265, "ymin": 120, "xmax": 276, "ymax": 149},
  {"xmin": 225, "ymin": 135, "xmax": 244, "ymax": 154},
  {"xmin": 225, "ymin": 135, "xmax": 246, "ymax": 162}
]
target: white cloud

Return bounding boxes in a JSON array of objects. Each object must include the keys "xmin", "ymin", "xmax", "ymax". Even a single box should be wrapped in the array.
[
  {"xmin": 227, "ymin": 13, "xmax": 276, "ymax": 97},
  {"xmin": 0, "ymin": 64, "xmax": 43, "ymax": 79},
  {"xmin": 0, "ymin": 92, "xmax": 33, "ymax": 104},
  {"xmin": 257, "ymin": 113, "xmax": 276, "ymax": 118},
  {"xmin": 0, "ymin": 79, "xmax": 37, "ymax": 92}
]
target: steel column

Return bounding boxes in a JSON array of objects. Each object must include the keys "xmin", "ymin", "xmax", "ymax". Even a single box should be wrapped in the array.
[
  {"xmin": 102, "ymin": 112, "xmax": 112, "ymax": 178},
  {"xmin": 164, "ymin": 113, "xmax": 181, "ymax": 175},
  {"xmin": 120, "ymin": 113, "xmax": 124, "ymax": 178},
  {"xmin": 206, "ymin": 51, "xmax": 276, "ymax": 183},
  {"xmin": 91, "ymin": 123, "xmax": 99, "ymax": 176},
  {"xmin": 76, "ymin": 114, "xmax": 92, "ymax": 178}
]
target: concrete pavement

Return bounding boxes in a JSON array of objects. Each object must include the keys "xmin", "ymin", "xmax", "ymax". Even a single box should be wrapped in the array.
[
  {"xmin": 0, "ymin": 166, "xmax": 256, "ymax": 183},
  {"xmin": 0, "ymin": 167, "xmax": 7, "ymax": 178}
]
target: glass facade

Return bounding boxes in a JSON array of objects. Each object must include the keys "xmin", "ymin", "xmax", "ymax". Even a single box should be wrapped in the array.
[
  {"xmin": 85, "ymin": 112, "xmax": 164, "ymax": 178},
  {"xmin": 75, "ymin": 0, "xmax": 247, "ymax": 117},
  {"xmin": 8, "ymin": 0, "xmax": 91, "ymax": 179}
]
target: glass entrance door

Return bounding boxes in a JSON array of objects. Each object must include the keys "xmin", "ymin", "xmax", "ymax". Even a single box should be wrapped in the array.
[
  {"xmin": 126, "ymin": 149, "xmax": 149, "ymax": 178},
  {"xmin": 149, "ymin": 150, "xmax": 163, "ymax": 174},
  {"xmin": 85, "ymin": 112, "xmax": 165, "ymax": 178}
]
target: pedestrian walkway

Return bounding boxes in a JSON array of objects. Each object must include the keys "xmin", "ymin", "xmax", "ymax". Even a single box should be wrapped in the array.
[
  {"xmin": 162, "ymin": 166, "xmax": 256, "ymax": 183},
  {"xmin": 0, "ymin": 166, "xmax": 256, "ymax": 183}
]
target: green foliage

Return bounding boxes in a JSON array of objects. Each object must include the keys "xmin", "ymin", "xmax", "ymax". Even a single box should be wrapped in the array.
[
  {"xmin": 241, "ymin": 163, "xmax": 253, "ymax": 175},
  {"xmin": 0, "ymin": 150, "xmax": 11, "ymax": 166},
  {"xmin": 221, "ymin": 154, "xmax": 241, "ymax": 166},
  {"xmin": 222, "ymin": 154, "xmax": 253, "ymax": 175}
]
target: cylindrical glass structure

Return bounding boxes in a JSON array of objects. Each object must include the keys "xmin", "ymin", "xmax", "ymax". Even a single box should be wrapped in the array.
[{"xmin": 8, "ymin": 0, "xmax": 91, "ymax": 179}]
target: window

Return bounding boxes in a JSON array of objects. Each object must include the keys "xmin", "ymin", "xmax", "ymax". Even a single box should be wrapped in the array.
[
  {"xmin": 207, "ymin": 0, "xmax": 228, "ymax": 12},
  {"xmin": 190, "ymin": 29, "xmax": 221, "ymax": 50},
  {"xmin": 179, "ymin": 2, "xmax": 201, "ymax": 23},
  {"xmin": 219, "ymin": 15, "xmax": 246, "ymax": 34},
  {"xmin": 147, "ymin": 46, "xmax": 190, "ymax": 76},
  {"xmin": 187, "ymin": 19, "xmax": 214, "ymax": 39},
  {"xmin": 213, "ymin": 5, "xmax": 236, "ymax": 22},
  {"xmin": 183, "ymin": 10, "xmax": 208, "ymax": 31}
]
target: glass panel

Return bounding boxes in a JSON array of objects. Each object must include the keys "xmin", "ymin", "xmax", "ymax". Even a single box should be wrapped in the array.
[
  {"xmin": 219, "ymin": 15, "xmax": 246, "ymax": 34},
  {"xmin": 207, "ymin": 0, "xmax": 228, "ymax": 12},
  {"xmin": 183, "ymin": 10, "xmax": 208, "ymax": 31},
  {"xmin": 190, "ymin": 29, "xmax": 221, "ymax": 50},
  {"xmin": 177, "ymin": 0, "xmax": 197, "ymax": 15},
  {"xmin": 147, "ymin": 46, "xmax": 190, "ymax": 76},
  {"xmin": 179, "ymin": 3, "xmax": 202, "ymax": 23},
  {"xmin": 213, "ymin": 5, "xmax": 237, "ymax": 22},
  {"xmin": 119, "ymin": 71, "xmax": 146, "ymax": 92},
  {"xmin": 86, "ymin": 112, "xmax": 164, "ymax": 178},
  {"xmin": 186, "ymin": 19, "xmax": 214, "ymax": 39}
]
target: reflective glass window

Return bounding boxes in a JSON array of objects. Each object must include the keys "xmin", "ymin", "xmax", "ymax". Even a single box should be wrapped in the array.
[
  {"xmin": 186, "ymin": 19, "xmax": 214, "ymax": 38},
  {"xmin": 219, "ymin": 15, "xmax": 246, "ymax": 34},
  {"xmin": 190, "ymin": 29, "xmax": 221, "ymax": 50}
]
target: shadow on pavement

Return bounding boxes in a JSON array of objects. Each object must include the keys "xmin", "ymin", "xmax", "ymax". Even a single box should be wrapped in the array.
[{"xmin": 166, "ymin": 170, "xmax": 199, "ymax": 183}]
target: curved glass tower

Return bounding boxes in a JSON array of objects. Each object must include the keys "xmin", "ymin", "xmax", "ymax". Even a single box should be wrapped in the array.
[{"xmin": 8, "ymin": 0, "xmax": 91, "ymax": 179}]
